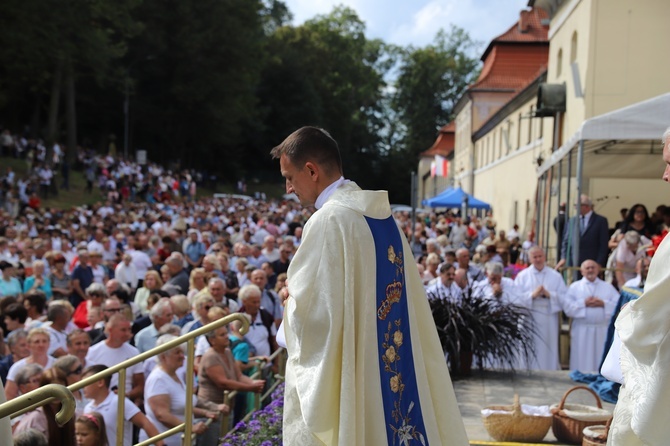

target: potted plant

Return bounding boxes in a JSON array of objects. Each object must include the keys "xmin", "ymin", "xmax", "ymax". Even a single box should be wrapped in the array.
[{"xmin": 428, "ymin": 291, "xmax": 536, "ymax": 376}]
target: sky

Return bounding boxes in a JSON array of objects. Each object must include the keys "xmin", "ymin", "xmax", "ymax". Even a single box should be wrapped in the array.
[{"xmin": 282, "ymin": 0, "xmax": 531, "ymax": 51}]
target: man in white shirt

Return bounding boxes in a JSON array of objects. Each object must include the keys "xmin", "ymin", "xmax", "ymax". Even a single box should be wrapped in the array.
[
  {"xmin": 114, "ymin": 253, "xmax": 138, "ymax": 290},
  {"xmin": 134, "ymin": 299, "xmax": 174, "ymax": 353},
  {"xmin": 561, "ymin": 260, "xmax": 618, "ymax": 372},
  {"xmin": 514, "ymin": 247, "xmax": 567, "ymax": 370},
  {"xmin": 239, "ymin": 284, "xmax": 277, "ymax": 358},
  {"xmin": 82, "ymin": 364, "xmax": 162, "ymax": 446},
  {"xmin": 250, "ymin": 270, "xmax": 282, "ymax": 327},
  {"xmin": 472, "ymin": 262, "xmax": 518, "ymax": 305},
  {"xmin": 425, "ymin": 263, "xmax": 462, "ymax": 304},
  {"xmin": 87, "ymin": 229, "xmax": 105, "ymax": 254},
  {"xmin": 86, "ymin": 314, "xmax": 145, "ymax": 402},
  {"xmin": 261, "ymin": 235, "xmax": 280, "ymax": 263},
  {"xmin": 45, "ymin": 304, "xmax": 69, "ymax": 358}
]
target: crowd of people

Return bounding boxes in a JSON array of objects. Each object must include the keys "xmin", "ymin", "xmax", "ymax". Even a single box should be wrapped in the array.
[
  {"xmin": 418, "ymin": 195, "xmax": 668, "ymax": 373},
  {"xmin": 1, "ymin": 127, "xmax": 670, "ymax": 443},
  {"xmin": 0, "ymin": 127, "xmax": 204, "ymax": 221}
]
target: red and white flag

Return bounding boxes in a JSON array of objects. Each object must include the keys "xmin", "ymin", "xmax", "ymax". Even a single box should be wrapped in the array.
[{"xmin": 432, "ymin": 155, "xmax": 448, "ymax": 177}]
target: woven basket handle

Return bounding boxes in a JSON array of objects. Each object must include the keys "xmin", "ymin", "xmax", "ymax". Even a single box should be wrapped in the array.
[
  {"xmin": 558, "ymin": 385, "xmax": 603, "ymax": 410},
  {"xmin": 512, "ymin": 394, "xmax": 523, "ymax": 417}
]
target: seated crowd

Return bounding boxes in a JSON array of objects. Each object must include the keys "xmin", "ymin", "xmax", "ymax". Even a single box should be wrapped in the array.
[
  {"xmin": 0, "ymin": 194, "xmax": 301, "ymax": 445},
  {"xmin": 1, "ymin": 163, "xmax": 669, "ymax": 444}
]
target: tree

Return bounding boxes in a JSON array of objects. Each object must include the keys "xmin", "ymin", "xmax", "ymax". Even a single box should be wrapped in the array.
[
  {"xmin": 393, "ymin": 26, "xmax": 481, "ymax": 158},
  {"xmin": 126, "ymin": 0, "xmax": 266, "ymax": 176},
  {"xmin": 254, "ymin": 6, "xmax": 397, "ymax": 189}
]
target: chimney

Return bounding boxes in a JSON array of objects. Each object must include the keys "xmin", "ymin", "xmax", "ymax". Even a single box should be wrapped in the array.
[{"xmin": 518, "ymin": 9, "xmax": 531, "ymax": 33}]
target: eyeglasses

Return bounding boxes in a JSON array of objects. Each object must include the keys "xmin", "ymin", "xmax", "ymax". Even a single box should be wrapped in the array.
[
  {"xmin": 211, "ymin": 249, "xmax": 221, "ymax": 253},
  {"xmin": 68, "ymin": 365, "xmax": 83, "ymax": 376},
  {"xmin": 103, "ymin": 308, "xmax": 123, "ymax": 313}
]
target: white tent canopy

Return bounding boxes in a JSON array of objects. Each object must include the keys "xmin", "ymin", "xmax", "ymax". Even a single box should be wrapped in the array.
[{"xmin": 538, "ymin": 93, "xmax": 670, "ymax": 179}]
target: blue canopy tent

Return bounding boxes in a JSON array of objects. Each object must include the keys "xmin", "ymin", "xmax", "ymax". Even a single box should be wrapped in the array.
[{"xmin": 422, "ymin": 187, "xmax": 491, "ymax": 210}]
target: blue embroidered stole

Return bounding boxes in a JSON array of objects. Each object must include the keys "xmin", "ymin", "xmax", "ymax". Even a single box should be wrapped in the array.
[{"xmin": 365, "ymin": 215, "xmax": 429, "ymax": 445}]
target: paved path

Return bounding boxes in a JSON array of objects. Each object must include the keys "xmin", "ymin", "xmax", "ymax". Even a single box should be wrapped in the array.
[{"xmin": 452, "ymin": 370, "xmax": 615, "ymax": 444}]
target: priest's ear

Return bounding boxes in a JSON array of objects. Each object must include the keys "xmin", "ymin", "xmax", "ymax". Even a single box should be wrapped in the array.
[{"xmin": 304, "ymin": 161, "xmax": 320, "ymax": 183}]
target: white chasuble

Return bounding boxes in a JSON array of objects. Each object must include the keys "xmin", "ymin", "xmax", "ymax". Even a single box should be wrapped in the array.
[
  {"xmin": 609, "ymin": 234, "xmax": 670, "ymax": 445},
  {"xmin": 283, "ymin": 182, "xmax": 468, "ymax": 445}
]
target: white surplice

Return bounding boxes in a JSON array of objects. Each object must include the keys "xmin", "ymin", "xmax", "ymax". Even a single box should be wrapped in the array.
[
  {"xmin": 514, "ymin": 266, "xmax": 567, "ymax": 370},
  {"xmin": 562, "ymin": 277, "xmax": 618, "ymax": 372},
  {"xmin": 609, "ymin": 233, "xmax": 670, "ymax": 445},
  {"xmin": 283, "ymin": 182, "xmax": 468, "ymax": 446},
  {"xmin": 425, "ymin": 280, "xmax": 463, "ymax": 304},
  {"xmin": 471, "ymin": 276, "xmax": 519, "ymax": 305}
]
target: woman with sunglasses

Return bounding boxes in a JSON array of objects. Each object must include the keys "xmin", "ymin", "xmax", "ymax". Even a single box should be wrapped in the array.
[{"xmin": 54, "ymin": 354, "xmax": 87, "ymax": 415}]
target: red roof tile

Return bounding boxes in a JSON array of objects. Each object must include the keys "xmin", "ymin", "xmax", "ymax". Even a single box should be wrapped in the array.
[
  {"xmin": 421, "ymin": 123, "xmax": 455, "ymax": 157},
  {"xmin": 471, "ymin": 7, "xmax": 549, "ymax": 92}
]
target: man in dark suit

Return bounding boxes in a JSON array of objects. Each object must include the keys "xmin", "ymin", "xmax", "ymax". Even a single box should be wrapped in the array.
[{"xmin": 557, "ymin": 194, "xmax": 610, "ymax": 269}]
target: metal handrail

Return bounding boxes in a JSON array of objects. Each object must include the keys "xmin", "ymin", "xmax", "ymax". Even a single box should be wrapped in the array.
[
  {"xmin": 5, "ymin": 312, "xmax": 250, "ymax": 446},
  {"xmin": 0, "ymin": 384, "xmax": 76, "ymax": 427}
]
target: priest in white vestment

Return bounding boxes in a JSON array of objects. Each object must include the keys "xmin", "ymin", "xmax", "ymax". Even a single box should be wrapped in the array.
[
  {"xmin": 425, "ymin": 262, "xmax": 462, "ymax": 303},
  {"xmin": 561, "ymin": 260, "xmax": 618, "ymax": 372},
  {"xmin": 514, "ymin": 247, "xmax": 567, "ymax": 370},
  {"xmin": 609, "ymin": 130, "xmax": 670, "ymax": 445},
  {"xmin": 272, "ymin": 127, "xmax": 468, "ymax": 446}
]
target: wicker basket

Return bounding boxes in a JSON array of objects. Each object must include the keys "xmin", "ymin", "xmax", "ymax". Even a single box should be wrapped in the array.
[
  {"xmin": 482, "ymin": 394, "xmax": 552, "ymax": 442},
  {"xmin": 582, "ymin": 418, "xmax": 612, "ymax": 446},
  {"xmin": 551, "ymin": 386, "xmax": 612, "ymax": 445}
]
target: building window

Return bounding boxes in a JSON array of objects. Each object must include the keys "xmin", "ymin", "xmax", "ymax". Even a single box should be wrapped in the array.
[
  {"xmin": 517, "ymin": 113, "xmax": 522, "ymax": 149},
  {"xmin": 570, "ymin": 31, "xmax": 578, "ymax": 62},
  {"xmin": 557, "ymin": 48, "xmax": 563, "ymax": 78},
  {"xmin": 499, "ymin": 128, "xmax": 504, "ymax": 159},
  {"xmin": 507, "ymin": 121, "xmax": 512, "ymax": 154},
  {"xmin": 528, "ymin": 105, "xmax": 534, "ymax": 144}
]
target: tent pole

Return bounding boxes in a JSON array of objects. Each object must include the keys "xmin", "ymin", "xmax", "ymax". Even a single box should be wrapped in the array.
[
  {"xmin": 556, "ymin": 159, "xmax": 563, "ymax": 262},
  {"xmin": 574, "ymin": 139, "xmax": 585, "ymax": 280},
  {"xmin": 565, "ymin": 150, "xmax": 572, "ymax": 263},
  {"xmin": 536, "ymin": 173, "xmax": 544, "ymax": 246},
  {"xmin": 544, "ymin": 167, "xmax": 553, "ymax": 256}
]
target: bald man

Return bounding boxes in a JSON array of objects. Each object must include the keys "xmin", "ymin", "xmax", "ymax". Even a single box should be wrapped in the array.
[
  {"xmin": 561, "ymin": 260, "xmax": 618, "ymax": 372},
  {"xmin": 514, "ymin": 247, "xmax": 567, "ymax": 370}
]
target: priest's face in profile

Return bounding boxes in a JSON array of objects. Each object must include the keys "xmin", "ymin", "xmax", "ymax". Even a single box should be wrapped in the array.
[{"xmin": 280, "ymin": 154, "xmax": 319, "ymax": 207}]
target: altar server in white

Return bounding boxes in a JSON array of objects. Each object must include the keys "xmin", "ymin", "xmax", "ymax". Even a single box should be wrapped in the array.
[
  {"xmin": 514, "ymin": 246, "xmax": 567, "ymax": 370},
  {"xmin": 561, "ymin": 260, "xmax": 618, "ymax": 372},
  {"xmin": 272, "ymin": 126, "xmax": 468, "ymax": 446}
]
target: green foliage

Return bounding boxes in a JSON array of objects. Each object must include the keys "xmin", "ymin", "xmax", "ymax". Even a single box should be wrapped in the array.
[
  {"xmin": 428, "ymin": 293, "xmax": 536, "ymax": 374},
  {"xmin": 394, "ymin": 26, "xmax": 481, "ymax": 158},
  {"xmin": 0, "ymin": 2, "xmax": 481, "ymax": 202}
]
